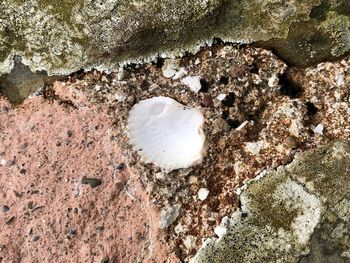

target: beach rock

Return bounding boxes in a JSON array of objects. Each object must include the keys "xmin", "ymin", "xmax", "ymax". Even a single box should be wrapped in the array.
[
  {"xmin": 1, "ymin": 0, "xmax": 349, "ymax": 79},
  {"xmin": 192, "ymin": 140, "xmax": 350, "ymax": 263}
]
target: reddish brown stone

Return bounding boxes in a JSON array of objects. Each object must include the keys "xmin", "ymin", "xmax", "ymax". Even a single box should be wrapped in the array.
[{"xmin": 0, "ymin": 83, "xmax": 177, "ymax": 263}]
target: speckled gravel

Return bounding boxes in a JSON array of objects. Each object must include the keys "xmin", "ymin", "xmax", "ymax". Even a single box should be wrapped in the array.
[{"xmin": 44, "ymin": 44, "xmax": 349, "ymax": 261}]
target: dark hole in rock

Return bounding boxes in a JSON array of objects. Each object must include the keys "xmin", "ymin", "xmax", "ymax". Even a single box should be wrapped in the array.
[
  {"xmin": 68, "ymin": 68, "xmax": 85, "ymax": 83},
  {"xmin": 6, "ymin": 216, "xmax": 15, "ymax": 225},
  {"xmin": 279, "ymin": 74, "xmax": 302, "ymax": 98},
  {"xmin": 227, "ymin": 119, "xmax": 240, "ymax": 129},
  {"xmin": 212, "ymin": 38, "xmax": 224, "ymax": 45},
  {"xmin": 101, "ymin": 258, "xmax": 110, "ymax": 263},
  {"xmin": 221, "ymin": 110, "xmax": 229, "ymax": 120},
  {"xmin": 199, "ymin": 79, "xmax": 209, "ymax": 93},
  {"xmin": 219, "ymin": 75, "xmax": 229, "ymax": 85},
  {"xmin": 152, "ymin": 56, "xmax": 165, "ymax": 68},
  {"xmin": 306, "ymin": 102, "xmax": 318, "ymax": 115},
  {"xmin": 123, "ymin": 63, "xmax": 140, "ymax": 72},
  {"xmin": 241, "ymin": 212, "xmax": 248, "ymax": 218},
  {"xmin": 221, "ymin": 92, "xmax": 236, "ymax": 107},
  {"xmin": 250, "ymin": 62, "xmax": 259, "ymax": 74}
]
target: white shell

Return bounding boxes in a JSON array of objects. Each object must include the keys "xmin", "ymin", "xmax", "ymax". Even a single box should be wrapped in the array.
[{"xmin": 127, "ymin": 96, "xmax": 205, "ymax": 171}]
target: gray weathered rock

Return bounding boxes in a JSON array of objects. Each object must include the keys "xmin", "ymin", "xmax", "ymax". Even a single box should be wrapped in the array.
[
  {"xmin": 1, "ymin": 0, "xmax": 349, "ymax": 77},
  {"xmin": 192, "ymin": 140, "xmax": 350, "ymax": 263}
]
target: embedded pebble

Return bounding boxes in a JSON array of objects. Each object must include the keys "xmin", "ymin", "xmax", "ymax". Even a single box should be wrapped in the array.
[
  {"xmin": 2, "ymin": 206, "xmax": 10, "ymax": 213},
  {"xmin": 81, "ymin": 177, "xmax": 102, "ymax": 188},
  {"xmin": 268, "ymin": 74, "xmax": 279, "ymax": 87},
  {"xmin": 159, "ymin": 204, "xmax": 181, "ymax": 229},
  {"xmin": 313, "ymin": 123, "xmax": 324, "ymax": 135},
  {"xmin": 214, "ymin": 225, "xmax": 226, "ymax": 238},
  {"xmin": 245, "ymin": 141, "xmax": 265, "ymax": 155},
  {"xmin": 198, "ymin": 188, "xmax": 209, "ymax": 201},
  {"xmin": 184, "ymin": 235, "xmax": 197, "ymax": 250},
  {"xmin": 162, "ymin": 59, "xmax": 177, "ymax": 78},
  {"xmin": 216, "ymin": 94, "xmax": 226, "ymax": 101},
  {"xmin": 181, "ymin": 76, "xmax": 202, "ymax": 92}
]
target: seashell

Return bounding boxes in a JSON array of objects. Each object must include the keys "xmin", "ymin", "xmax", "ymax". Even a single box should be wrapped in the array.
[{"xmin": 127, "ymin": 96, "xmax": 205, "ymax": 171}]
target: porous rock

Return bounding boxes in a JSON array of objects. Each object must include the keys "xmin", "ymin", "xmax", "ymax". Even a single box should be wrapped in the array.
[
  {"xmin": 192, "ymin": 140, "xmax": 350, "ymax": 263},
  {"xmin": 1, "ymin": 0, "xmax": 349, "ymax": 78}
]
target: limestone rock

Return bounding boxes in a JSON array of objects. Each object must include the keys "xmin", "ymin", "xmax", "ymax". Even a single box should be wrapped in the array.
[
  {"xmin": 2, "ymin": 0, "xmax": 349, "ymax": 77},
  {"xmin": 192, "ymin": 140, "xmax": 350, "ymax": 263}
]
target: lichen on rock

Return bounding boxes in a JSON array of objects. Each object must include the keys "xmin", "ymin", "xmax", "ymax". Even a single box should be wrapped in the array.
[
  {"xmin": 192, "ymin": 141, "xmax": 350, "ymax": 263},
  {"xmin": 3, "ymin": 0, "xmax": 350, "ymax": 78}
]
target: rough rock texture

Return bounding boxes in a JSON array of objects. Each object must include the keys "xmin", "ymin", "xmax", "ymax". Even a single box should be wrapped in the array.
[
  {"xmin": 259, "ymin": 0, "xmax": 350, "ymax": 67},
  {"xmin": 0, "ymin": 83, "xmax": 176, "ymax": 263},
  {"xmin": 44, "ymin": 44, "xmax": 348, "ymax": 260},
  {"xmin": 1, "ymin": 0, "xmax": 350, "ymax": 77},
  {"xmin": 1, "ymin": 43, "xmax": 349, "ymax": 262},
  {"xmin": 192, "ymin": 140, "xmax": 350, "ymax": 263}
]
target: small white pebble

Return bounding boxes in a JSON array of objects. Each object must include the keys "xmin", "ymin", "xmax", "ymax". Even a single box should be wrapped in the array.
[
  {"xmin": 174, "ymin": 223, "xmax": 186, "ymax": 234},
  {"xmin": 184, "ymin": 235, "xmax": 197, "ymax": 250},
  {"xmin": 162, "ymin": 59, "xmax": 177, "ymax": 78},
  {"xmin": 214, "ymin": 226, "xmax": 227, "ymax": 238},
  {"xmin": 181, "ymin": 76, "xmax": 202, "ymax": 93},
  {"xmin": 198, "ymin": 188, "xmax": 209, "ymax": 201},
  {"xmin": 162, "ymin": 68, "xmax": 176, "ymax": 78},
  {"xmin": 0, "ymin": 159, "xmax": 6, "ymax": 166},
  {"xmin": 194, "ymin": 58, "xmax": 201, "ymax": 65},
  {"xmin": 221, "ymin": 216, "xmax": 229, "ymax": 225},
  {"xmin": 216, "ymin": 94, "xmax": 226, "ymax": 101},
  {"xmin": 313, "ymin": 123, "xmax": 324, "ymax": 135},
  {"xmin": 268, "ymin": 75, "xmax": 279, "ymax": 88},
  {"xmin": 245, "ymin": 141, "xmax": 265, "ymax": 155},
  {"xmin": 252, "ymin": 74, "xmax": 262, "ymax": 84},
  {"xmin": 335, "ymin": 72, "xmax": 345, "ymax": 86}
]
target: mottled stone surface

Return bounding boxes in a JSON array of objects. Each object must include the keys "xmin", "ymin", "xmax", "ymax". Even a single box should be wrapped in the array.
[
  {"xmin": 192, "ymin": 141, "xmax": 350, "ymax": 263},
  {"xmin": 1, "ymin": 0, "xmax": 349, "ymax": 78},
  {"xmin": 0, "ymin": 83, "xmax": 176, "ymax": 263},
  {"xmin": 56, "ymin": 44, "xmax": 348, "ymax": 260},
  {"xmin": 0, "ymin": 43, "xmax": 349, "ymax": 262}
]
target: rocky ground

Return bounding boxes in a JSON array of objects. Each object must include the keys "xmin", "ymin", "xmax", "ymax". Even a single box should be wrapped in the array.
[{"xmin": 0, "ymin": 44, "xmax": 349, "ymax": 262}]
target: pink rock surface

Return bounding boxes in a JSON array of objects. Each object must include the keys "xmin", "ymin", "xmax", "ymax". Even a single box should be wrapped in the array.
[{"xmin": 0, "ymin": 83, "xmax": 175, "ymax": 263}]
